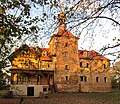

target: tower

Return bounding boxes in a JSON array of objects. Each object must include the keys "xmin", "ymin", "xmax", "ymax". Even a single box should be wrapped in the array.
[{"xmin": 49, "ymin": 12, "xmax": 79, "ymax": 92}]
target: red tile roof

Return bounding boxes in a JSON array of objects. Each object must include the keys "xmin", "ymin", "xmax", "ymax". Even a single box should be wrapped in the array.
[
  {"xmin": 10, "ymin": 45, "xmax": 109, "ymax": 62},
  {"xmin": 48, "ymin": 27, "xmax": 79, "ymax": 45},
  {"xmin": 78, "ymin": 50, "xmax": 109, "ymax": 60},
  {"xmin": 57, "ymin": 29, "xmax": 78, "ymax": 39},
  {"xmin": 40, "ymin": 56, "xmax": 52, "ymax": 61}
]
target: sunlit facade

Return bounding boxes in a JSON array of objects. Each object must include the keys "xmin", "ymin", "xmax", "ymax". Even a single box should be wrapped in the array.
[{"xmin": 9, "ymin": 12, "xmax": 111, "ymax": 97}]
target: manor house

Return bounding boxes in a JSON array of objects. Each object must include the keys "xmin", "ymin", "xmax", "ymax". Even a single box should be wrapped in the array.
[{"xmin": 9, "ymin": 12, "xmax": 111, "ymax": 97}]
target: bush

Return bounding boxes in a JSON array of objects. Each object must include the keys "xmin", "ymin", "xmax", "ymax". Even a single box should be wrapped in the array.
[
  {"xmin": 3, "ymin": 91, "xmax": 13, "ymax": 98},
  {"xmin": 0, "ymin": 79, "xmax": 6, "ymax": 90}
]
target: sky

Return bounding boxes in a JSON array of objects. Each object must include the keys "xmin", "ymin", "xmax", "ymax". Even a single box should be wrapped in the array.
[{"xmin": 7, "ymin": 0, "xmax": 120, "ymax": 62}]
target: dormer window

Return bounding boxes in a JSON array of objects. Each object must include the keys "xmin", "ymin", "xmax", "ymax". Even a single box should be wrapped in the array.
[
  {"xmin": 83, "ymin": 52, "xmax": 87, "ymax": 57},
  {"xmin": 42, "ymin": 51, "xmax": 47, "ymax": 56},
  {"xmin": 80, "ymin": 51, "xmax": 83, "ymax": 54}
]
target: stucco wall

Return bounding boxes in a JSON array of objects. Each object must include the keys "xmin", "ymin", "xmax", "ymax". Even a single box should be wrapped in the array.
[{"xmin": 10, "ymin": 85, "xmax": 49, "ymax": 97}]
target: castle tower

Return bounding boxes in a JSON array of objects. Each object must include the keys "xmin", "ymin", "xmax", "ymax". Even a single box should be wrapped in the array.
[{"xmin": 49, "ymin": 12, "xmax": 79, "ymax": 92}]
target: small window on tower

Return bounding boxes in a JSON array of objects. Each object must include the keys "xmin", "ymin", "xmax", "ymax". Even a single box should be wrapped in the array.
[
  {"xmin": 66, "ymin": 76, "xmax": 68, "ymax": 81},
  {"xmin": 65, "ymin": 65, "xmax": 69, "ymax": 70},
  {"xmin": 80, "ymin": 62, "xmax": 82, "ymax": 67},
  {"xmin": 65, "ymin": 43, "xmax": 68, "ymax": 47},
  {"xmin": 86, "ymin": 63, "xmax": 89, "ymax": 68},
  {"xmin": 103, "ymin": 64, "xmax": 106, "ymax": 68},
  {"xmin": 63, "ymin": 52, "xmax": 68, "ymax": 58}
]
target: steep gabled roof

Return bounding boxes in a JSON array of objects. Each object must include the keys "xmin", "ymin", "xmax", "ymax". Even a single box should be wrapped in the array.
[
  {"xmin": 48, "ymin": 28, "xmax": 79, "ymax": 45},
  {"xmin": 78, "ymin": 50, "xmax": 109, "ymax": 60},
  {"xmin": 56, "ymin": 28, "xmax": 79, "ymax": 38}
]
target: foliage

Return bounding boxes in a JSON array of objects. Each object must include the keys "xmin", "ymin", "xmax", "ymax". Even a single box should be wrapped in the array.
[
  {"xmin": 0, "ymin": 0, "xmax": 120, "ymax": 71},
  {"xmin": 0, "ymin": 79, "xmax": 6, "ymax": 90},
  {"xmin": 3, "ymin": 91, "xmax": 13, "ymax": 98},
  {"xmin": 0, "ymin": 0, "xmax": 40, "ymax": 70},
  {"xmin": 111, "ymin": 60, "xmax": 120, "ymax": 88}
]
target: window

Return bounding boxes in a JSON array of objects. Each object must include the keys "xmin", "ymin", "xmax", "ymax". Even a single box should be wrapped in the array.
[
  {"xmin": 84, "ymin": 76, "xmax": 87, "ymax": 82},
  {"xmin": 104, "ymin": 77, "xmax": 107, "ymax": 82},
  {"xmin": 86, "ymin": 63, "xmax": 89, "ymax": 68},
  {"xmin": 66, "ymin": 76, "xmax": 68, "ymax": 81},
  {"xmin": 65, "ymin": 65, "xmax": 69, "ymax": 70},
  {"xmin": 42, "ymin": 51, "xmax": 47, "ymax": 56},
  {"xmin": 48, "ymin": 64, "xmax": 50, "ymax": 68},
  {"xmin": 80, "ymin": 76, "xmax": 84, "ymax": 81},
  {"xmin": 43, "ymin": 88, "xmax": 47, "ymax": 92},
  {"xmin": 65, "ymin": 43, "xmax": 68, "ymax": 47},
  {"xmin": 83, "ymin": 52, "xmax": 87, "ymax": 57},
  {"xmin": 103, "ymin": 64, "xmax": 106, "ymax": 68},
  {"xmin": 96, "ymin": 77, "xmax": 99, "ymax": 82},
  {"xmin": 80, "ymin": 62, "xmax": 82, "ymax": 67},
  {"xmin": 80, "ymin": 51, "xmax": 83, "ymax": 54},
  {"xmin": 64, "ymin": 52, "xmax": 68, "ymax": 57},
  {"xmin": 80, "ymin": 76, "xmax": 87, "ymax": 82}
]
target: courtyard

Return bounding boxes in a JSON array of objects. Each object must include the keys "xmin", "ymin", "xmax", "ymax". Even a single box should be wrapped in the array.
[{"xmin": 0, "ymin": 90, "xmax": 120, "ymax": 104}]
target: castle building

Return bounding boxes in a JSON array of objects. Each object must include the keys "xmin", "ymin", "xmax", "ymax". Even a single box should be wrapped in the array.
[{"xmin": 9, "ymin": 12, "xmax": 111, "ymax": 97}]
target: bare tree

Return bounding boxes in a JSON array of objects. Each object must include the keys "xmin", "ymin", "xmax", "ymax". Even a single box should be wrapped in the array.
[{"xmin": 0, "ymin": 0, "xmax": 120, "ymax": 72}]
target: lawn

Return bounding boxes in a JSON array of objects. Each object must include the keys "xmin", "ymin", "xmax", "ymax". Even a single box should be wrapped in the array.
[
  {"xmin": 0, "ymin": 90, "xmax": 8, "ymax": 97},
  {"xmin": 0, "ymin": 90, "xmax": 120, "ymax": 104}
]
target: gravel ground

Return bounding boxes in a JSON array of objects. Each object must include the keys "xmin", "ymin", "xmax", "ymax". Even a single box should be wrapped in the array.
[{"xmin": 0, "ymin": 92, "xmax": 120, "ymax": 104}]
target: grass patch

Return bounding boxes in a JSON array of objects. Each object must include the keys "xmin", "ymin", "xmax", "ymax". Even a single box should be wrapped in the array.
[
  {"xmin": 0, "ymin": 90, "xmax": 8, "ymax": 97},
  {"xmin": 112, "ymin": 90, "xmax": 120, "ymax": 93}
]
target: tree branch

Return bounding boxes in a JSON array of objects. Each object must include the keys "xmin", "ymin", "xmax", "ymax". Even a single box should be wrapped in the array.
[{"xmin": 92, "ymin": 16, "xmax": 120, "ymax": 25}]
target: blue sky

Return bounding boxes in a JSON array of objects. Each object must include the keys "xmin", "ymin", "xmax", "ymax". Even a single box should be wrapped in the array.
[{"xmin": 6, "ymin": 0, "xmax": 120, "ymax": 61}]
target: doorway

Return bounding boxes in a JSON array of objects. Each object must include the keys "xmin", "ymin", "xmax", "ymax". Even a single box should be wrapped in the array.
[{"xmin": 27, "ymin": 87, "xmax": 34, "ymax": 96}]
